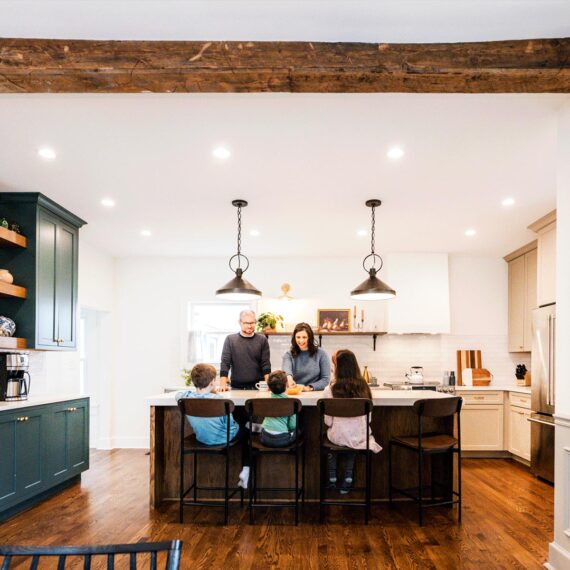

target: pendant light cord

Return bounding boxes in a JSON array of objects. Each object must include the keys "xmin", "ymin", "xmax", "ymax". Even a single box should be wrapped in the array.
[
  {"xmin": 236, "ymin": 204, "xmax": 242, "ymax": 268},
  {"xmin": 370, "ymin": 204, "xmax": 375, "ymax": 256}
]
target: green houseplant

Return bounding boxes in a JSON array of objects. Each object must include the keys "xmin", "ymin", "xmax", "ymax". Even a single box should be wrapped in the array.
[
  {"xmin": 181, "ymin": 367, "xmax": 193, "ymax": 386},
  {"xmin": 256, "ymin": 312, "xmax": 284, "ymax": 332}
]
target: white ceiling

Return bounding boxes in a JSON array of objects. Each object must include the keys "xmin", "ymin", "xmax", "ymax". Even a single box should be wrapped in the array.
[
  {"xmin": 0, "ymin": 93, "xmax": 564, "ymax": 257},
  {"xmin": 1, "ymin": 0, "xmax": 569, "ymax": 42}
]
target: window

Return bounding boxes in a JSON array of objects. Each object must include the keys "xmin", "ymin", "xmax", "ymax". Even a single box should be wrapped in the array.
[{"xmin": 186, "ymin": 302, "xmax": 254, "ymax": 367}]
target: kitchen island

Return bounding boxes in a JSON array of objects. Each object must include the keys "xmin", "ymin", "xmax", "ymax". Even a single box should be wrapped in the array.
[{"xmin": 148, "ymin": 389, "xmax": 457, "ymax": 507}]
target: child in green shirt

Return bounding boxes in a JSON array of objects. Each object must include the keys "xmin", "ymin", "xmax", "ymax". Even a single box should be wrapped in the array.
[{"xmin": 260, "ymin": 370, "xmax": 297, "ymax": 447}]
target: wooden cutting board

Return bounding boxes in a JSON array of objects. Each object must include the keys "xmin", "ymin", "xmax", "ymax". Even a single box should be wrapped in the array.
[{"xmin": 457, "ymin": 350, "xmax": 482, "ymax": 385}]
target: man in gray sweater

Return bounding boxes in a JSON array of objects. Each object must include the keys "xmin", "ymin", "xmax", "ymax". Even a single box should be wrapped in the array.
[{"xmin": 219, "ymin": 310, "xmax": 271, "ymax": 391}]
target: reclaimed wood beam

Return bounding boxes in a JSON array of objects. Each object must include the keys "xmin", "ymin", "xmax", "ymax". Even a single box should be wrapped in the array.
[{"xmin": 0, "ymin": 37, "xmax": 569, "ymax": 93}]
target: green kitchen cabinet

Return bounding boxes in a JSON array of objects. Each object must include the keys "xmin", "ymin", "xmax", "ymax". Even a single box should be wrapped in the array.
[
  {"xmin": 0, "ymin": 398, "xmax": 89, "ymax": 521},
  {"xmin": 0, "ymin": 193, "xmax": 86, "ymax": 350}
]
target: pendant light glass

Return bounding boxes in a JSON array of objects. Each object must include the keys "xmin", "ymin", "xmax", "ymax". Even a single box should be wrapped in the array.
[
  {"xmin": 216, "ymin": 199, "xmax": 262, "ymax": 300},
  {"xmin": 350, "ymin": 199, "xmax": 396, "ymax": 300}
]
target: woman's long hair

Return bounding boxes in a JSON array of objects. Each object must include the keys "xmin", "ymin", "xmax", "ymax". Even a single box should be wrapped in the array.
[
  {"xmin": 290, "ymin": 322, "xmax": 318, "ymax": 357},
  {"xmin": 331, "ymin": 349, "xmax": 372, "ymax": 399}
]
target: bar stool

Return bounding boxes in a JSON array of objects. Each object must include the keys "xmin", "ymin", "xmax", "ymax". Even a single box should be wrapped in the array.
[
  {"xmin": 388, "ymin": 396, "xmax": 463, "ymax": 526},
  {"xmin": 244, "ymin": 398, "xmax": 304, "ymax": 525},
  {"xmin": 177, "ymin": 398, "xmax": 243, "ymax": 525},
  {"xmin": 318, "ymin": 398, "xmax": 374, "ymax": 525}
]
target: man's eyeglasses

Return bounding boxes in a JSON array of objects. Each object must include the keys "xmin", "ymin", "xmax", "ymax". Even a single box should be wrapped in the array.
[{"xmin": 241, "ymin": 321, "xmax": 256, "ymax": 326}]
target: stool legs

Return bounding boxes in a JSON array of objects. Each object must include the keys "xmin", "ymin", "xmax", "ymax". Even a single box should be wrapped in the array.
[
  {"xmin": 193, "ymin": 453, "xmax": 197, "ymax": 502},
  {"xmin": 295, "ymin": 447, "xmax": 299, "ymax": 526},
  {"xmin": 179, "ymin": 449, "xmax": 184, "ymax": 524},
  {"xmin": 457, "ymin": 447, "xmax": 462, "ymax": 523},
  {"xmin": 365, "ymin": 451, "xmax": 372, "ymax": 525},
  {"xmin": 418, "ymin": 450, "xmax": 424, "ymax": 527},
  {"xmin": 388, "ymin": 441, "xmax": 393, "ymax": 507}
]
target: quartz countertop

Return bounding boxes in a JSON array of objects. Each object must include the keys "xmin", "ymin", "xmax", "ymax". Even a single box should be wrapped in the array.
[
  {"xmin": 455, "ymin": 385, "xmax": 531, "ymax": 394},
  {"xmin": 0, "ymin": 394, "xmax": 88, "ymax": 412},
  {"xmin": 148, "ymin": 388, "xmax": 454, "ymax": 407}
]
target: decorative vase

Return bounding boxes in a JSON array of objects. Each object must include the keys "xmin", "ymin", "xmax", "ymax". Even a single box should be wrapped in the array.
[
  {"xmin": 0, "ymin": 316, "xmax": 16, "ymax": 337},
  {"xmin": 0, "ymin": 269, "xmax": 14, "ymax": 284}
]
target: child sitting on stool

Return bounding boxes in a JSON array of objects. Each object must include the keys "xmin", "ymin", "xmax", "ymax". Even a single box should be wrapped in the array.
[{"xmin": 260, "ymin": 370, "xmax": 297, "ymax": 447}]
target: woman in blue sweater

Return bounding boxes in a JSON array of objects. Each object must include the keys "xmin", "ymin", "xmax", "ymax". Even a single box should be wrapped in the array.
[{"xmin": 282, "ymin": 322, "xmax": 331, "ymax": 391}]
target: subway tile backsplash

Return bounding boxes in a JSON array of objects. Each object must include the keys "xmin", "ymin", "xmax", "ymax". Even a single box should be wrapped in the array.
[{"xmin": 269, "ymin": 333, "xmax": 530, "ymax": 386}]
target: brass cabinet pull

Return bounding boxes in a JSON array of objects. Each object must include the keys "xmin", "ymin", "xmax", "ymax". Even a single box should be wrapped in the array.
[
  {"xmin": 67, "ymin": 407, "xmax": 77, "ymax": 412},
  {"xmin": 473, "ymin": 396, "xmax": 485, "ymax": 400},
  {"xmin": 16, "ymin": 416, "xmax": 29, "ymax": 422}
]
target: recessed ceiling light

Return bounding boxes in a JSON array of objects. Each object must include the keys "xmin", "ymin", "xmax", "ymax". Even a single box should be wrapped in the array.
[
  {"xmin": 38, "ymin": 147, "xmax": 56, "ymax": 160},
  {"xmin": 101, "ymin": 198, "xmax": 115, "ymax": 208},
  {"xmin": 465, "ymin": 229, "xmax": 477, "ymax": 237},
  {"xmin": 140, "ymin": 229, "xmax": 152, "ymax": 237},
  {"xmin": 502, "ymin": 197, "xmax": 515, "ymax": 207},
  {"xmin": 387, "ymin": 146, "xmax": 404, "ymax": 160},
  {"xmin": 357, "ymin": 229, "xmax": 368, "ymax": 237},
  {"xmin": 212, "ymin": 147, "xmax": 231, "ymax": 159},
  {"xmin": 249, "ymin": 229, "xmax": 260, "ymax": 237}
]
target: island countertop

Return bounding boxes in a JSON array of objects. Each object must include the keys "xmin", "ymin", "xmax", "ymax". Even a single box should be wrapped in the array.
[{"xmin": 147, "ymin": 388, "xmax": 454, "ymax": 407}]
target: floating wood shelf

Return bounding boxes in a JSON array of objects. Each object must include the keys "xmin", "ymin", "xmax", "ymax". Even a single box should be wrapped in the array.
[
  {"xmin": 0, "ymin": 281, "xmax": 27, "ymax": 299},
  {"xmin": 0, "ymin": 226, "xmax": 27, "ymax": 248},
  {"xmin": 263, "ymin": 330, "xmax": 386, "ymax": 351},
  {"xmin": 0, "ymin": 337, "xmax": 27, "ymax": 349}
]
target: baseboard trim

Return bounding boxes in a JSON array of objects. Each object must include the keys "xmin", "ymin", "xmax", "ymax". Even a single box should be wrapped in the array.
[{"xmin": 548, "ymin": 541, "xmax": 570, "ymax": 569}]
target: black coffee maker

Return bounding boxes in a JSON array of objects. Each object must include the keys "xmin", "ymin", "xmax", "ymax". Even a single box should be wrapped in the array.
[{"xmin": 0, "ymin": 353, "xmax": 31, "ymax": 401}]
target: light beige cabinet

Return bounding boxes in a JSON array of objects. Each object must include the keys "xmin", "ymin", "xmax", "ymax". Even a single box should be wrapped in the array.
[
  {"xmin": 457, "ymin": 391, "xmax": 504, "ymax": 451},
  {"xmin": 507, "ymin": 392, "xmax": 531, "ymax": 461},
  {"xmin": 504, "ymin": 243, "xmax": 537, "ymax": 352},
  {"xmin": 529, "ymin": 210, "xmax": 556, "ymax": 307}
]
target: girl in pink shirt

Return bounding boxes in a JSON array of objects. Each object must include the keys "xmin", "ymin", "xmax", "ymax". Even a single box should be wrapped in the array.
[{"xmin": 324, "ymin": 350, "xmax": 381, "ymax": 494}]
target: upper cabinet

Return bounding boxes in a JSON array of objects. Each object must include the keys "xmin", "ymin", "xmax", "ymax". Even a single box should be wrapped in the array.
[
  {"xmin": 384, "ymin": 253, "xmax": 450, "ymax": 334},
  {"xmin": 0, "ymin": 193, "xmax": 86, "ymax": 350},
  {"xmin": 504, "ymin": 243, "xmax": 537, "ymax": 352},
  {"xmin": 529, "ymin": 210, "xmax": 556, "ymax": 307}
]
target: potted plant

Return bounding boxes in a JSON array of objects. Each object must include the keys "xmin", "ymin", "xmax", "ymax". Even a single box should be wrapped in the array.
[
  {"xmin": 181, "ymin": 367, "xmax": 193, "ymax": 387},
  {"xmin": 256, "ymin": 312, "xmax": 284, "ymax": 333}
]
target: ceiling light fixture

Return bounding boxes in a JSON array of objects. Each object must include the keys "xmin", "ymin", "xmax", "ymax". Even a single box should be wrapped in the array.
[
  {"xmin": 216, "ymin": 199, "xmax": 262, "ymax": 300},
  {"xmin": 213, "ymin": 147, "xmax": 231, "ymax": 159},
  {"xmin": 38, "ymin": 147, "xmax": 56, "ymax": 160},
  {"xmin": 141, "ymin": 229, "xmax": 152, "ymax": 237},
  {"xmin": 465, "ymin": 229, "xmax": 477, "ymax": 237},
  {"xmin": 387, "ymin": 146, "xmax": 404, "ymax": 160},
  {"xmin": 101, "ymin": 198, "xmax": 115, "ymax": 208},
  {"xmin": 249, "ymin": 229, "xmax": 260, "ymax": 237},
  {"xmin": 502, "ymin": 197, "xmax": 515, "ymax": 207},
  {"xmin": 357, "ymin": 229, "xmax": 368, "ymax": 237},
  {"xmin": 350, "ymin": 199, "xmax": 396, "ymax": 301}
]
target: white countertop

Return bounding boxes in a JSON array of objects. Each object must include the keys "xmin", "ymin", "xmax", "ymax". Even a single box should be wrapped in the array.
[
  {"xmin": 455, "ymin": 385, "xmax": 531, "ymax": 394},
  {"xmin": 0, "ymin": 394, "xmax": 88, "ymax": 412},
  {"xmin": 148, "ymin": 388, "xmax": 454, "ymax": 407}
]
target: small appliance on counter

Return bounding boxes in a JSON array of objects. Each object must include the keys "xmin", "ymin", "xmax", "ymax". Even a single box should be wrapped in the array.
[
  {"xmin": 405, "ymin": 366, "xmax": 424, "ymax": 384},
  {"xmin": 384, "ymin": 367, "xmax": 439, "ymax": 390},
  {"xmin": 0, "ymin": 352, "xmax": 31, "ymax": 401}
]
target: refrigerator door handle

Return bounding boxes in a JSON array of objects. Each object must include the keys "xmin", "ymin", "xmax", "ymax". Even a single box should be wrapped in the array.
[
  {"xmin": 551, "ymin": 315, "xmax": 556, "ymax": 408},
  {"xmin": 528, "ymin": 417, "xmax": 555, "ymax": 427},
  {"xmin": 547, "ymin": 314, "xmax": 552, "ymax": 407}
]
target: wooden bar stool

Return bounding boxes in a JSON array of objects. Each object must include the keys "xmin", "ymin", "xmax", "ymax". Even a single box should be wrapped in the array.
[
  {"xmin": 318, "ymin": 398, "xmax": 374, "ymax": 525},
  {"xmin": 177, "ymin": 398, "xmax": 243, "ymax": 525},
  {"xmin": 388, "ymin": 396, "xmax": 463, "ymax": 526},
  {"xmin": 244, "ymin": 398, "xmax": 305, "ymax": 525}
]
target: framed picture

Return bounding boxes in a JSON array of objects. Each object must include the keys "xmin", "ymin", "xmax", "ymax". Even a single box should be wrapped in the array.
[{"xmin": 317, "ymin": 309, "xmax": 350, "ymax": 332}]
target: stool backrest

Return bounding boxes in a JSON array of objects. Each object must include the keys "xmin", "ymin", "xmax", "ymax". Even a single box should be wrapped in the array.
[
  {"xmin": 245, "ymin": 397, "xmax": 302, "ymax": 417},
  {"xmin": 318, "ymin": 398, "xmax": 372, "ymax": 418},
  {"xmin": 412, "ymin": 397, "xmax": 462, "ymax": 418},
  {"xmin": 178, "ymin": 397, "xmax": 235, "ymax": 417},
  {"xmin": 0, "ymin": 540, "xmax": 182, "ymax": 570}
]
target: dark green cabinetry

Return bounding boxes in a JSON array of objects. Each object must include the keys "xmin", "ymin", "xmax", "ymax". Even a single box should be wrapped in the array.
[
  {"xmin": 0, "ymin": 398, "xmax": 89, "ymax": 521},
  {"xmin": 0, "ymin": 193, "xmax": 86, "ymax": 350}
]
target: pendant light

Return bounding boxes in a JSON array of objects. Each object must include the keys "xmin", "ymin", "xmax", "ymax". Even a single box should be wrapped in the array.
[
  {"xmin": 350, "ymin": 199, "xmax": 396, "ymax": 300},
  {"xmin": 216, "ymin": 199, "xmax": 262, "ymax": 300}
]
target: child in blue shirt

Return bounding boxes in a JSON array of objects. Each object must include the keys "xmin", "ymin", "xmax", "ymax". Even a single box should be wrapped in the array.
[{"xmin": 176, "ymin": 364, "xmax": 249, "ymax": 486}]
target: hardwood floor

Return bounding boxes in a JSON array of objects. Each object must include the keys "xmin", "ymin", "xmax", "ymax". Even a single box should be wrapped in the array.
[{"xmin": 0, "ymin": 451, "xmax": 553, "ymax": 569}]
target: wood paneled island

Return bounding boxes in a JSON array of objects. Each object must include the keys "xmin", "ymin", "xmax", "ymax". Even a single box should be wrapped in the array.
[{"xmin": 148, "ymin": 389, "xmax": 456, "ymax": 507}]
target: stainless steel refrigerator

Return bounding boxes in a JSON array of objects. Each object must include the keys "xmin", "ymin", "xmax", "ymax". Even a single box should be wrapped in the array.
[{"xmin": 530, "ymin": 303, "xmax": 556, "ymax": 483}]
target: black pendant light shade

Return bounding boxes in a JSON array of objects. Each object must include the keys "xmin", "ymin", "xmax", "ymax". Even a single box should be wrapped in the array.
[
  {"xmin": 216, "ymin": 200, "xmax": 262, "ymax": 301},
  {"xmin": 350, "ymin": 199, "xmax": 396, "ymax": 301}
]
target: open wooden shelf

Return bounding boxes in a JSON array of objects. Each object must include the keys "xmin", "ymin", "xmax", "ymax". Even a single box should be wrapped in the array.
[
  {"xmin": 0, "ymin": 281, "xmax": 27, "ymax": 299},
  {"xmin": 0, "ymin": 337, "xmax": 27, "ymax": 349},
  {"xmin": 0, "ymin": 226, "xmax": 27, "ymax": 248},
  {"xmin": 263, "ymin": 330, "xmax": 386, "ymax": 351}
]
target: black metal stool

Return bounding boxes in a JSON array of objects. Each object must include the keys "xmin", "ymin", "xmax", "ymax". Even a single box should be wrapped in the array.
[
  {"xmin": 388, "ymin": 396, "xmax": 463, "ymax": 526},
  {"xmin": 245, "ymin": 397, "xmax": 305, "ymax": 525},
  {"xmin": 318, "ymin": 398, "xmax": 374, "ymax": 524},
  {"xmin": 178, "ymin": 398, "xmax": 243, "ymax": 525}
]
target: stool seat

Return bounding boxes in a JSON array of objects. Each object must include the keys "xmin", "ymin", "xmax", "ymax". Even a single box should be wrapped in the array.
[
  {"xmin": 183, "ymin": 434, "xmax": 239, "ymax": 452},
  {"xmin": 250, "ymin": 433, "xmax": 304, "ymax": 452},
  {"xmin": 391, "ymin": 433, "xmax": 458, "ymax": 451},
  {"xmin": 321, "ymin": 435, "xmax": 367, "ymax": 452}
]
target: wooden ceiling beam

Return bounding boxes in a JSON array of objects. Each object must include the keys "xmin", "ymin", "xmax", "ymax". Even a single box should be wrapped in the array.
[{"xmin": 1, "ymin": 37, "xmax": 569, "ymax": 93}]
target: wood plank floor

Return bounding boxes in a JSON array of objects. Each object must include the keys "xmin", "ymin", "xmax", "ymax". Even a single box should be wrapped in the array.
[{"xmin": 0, "ymin": 450, "xmax": 553, "ymax": 569}]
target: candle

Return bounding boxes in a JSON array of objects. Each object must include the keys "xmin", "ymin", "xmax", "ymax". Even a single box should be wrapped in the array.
[
  {"xmin": 361, "ymin": 309, "xmax": 364, "ymax": 321},
  {"xmin": 353, "ymin": 305, "xmax": 356, "ymax": 317}
]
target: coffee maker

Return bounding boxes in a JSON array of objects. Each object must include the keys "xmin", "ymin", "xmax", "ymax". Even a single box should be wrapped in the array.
[{"xmin": 0, "ymin": 353, "xmax": 31, "ymax": 401}]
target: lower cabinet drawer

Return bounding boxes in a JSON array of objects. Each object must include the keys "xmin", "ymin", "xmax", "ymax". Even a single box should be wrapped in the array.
[
  {"xmin": 457, "ymin": 391, "xmax": 504, "ymax": 405},
  {"xmin": 509, "ymin": 392, "xmax": 531, "ymax": 410},
  {"xmin": 460, "ymin": 405, "xmax": 504, "ymax": 451}
]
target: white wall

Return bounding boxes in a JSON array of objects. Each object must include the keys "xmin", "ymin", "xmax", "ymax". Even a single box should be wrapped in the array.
[
  {"xmin": 79, "ymin": 240, "xmax": 115, "ymax": 312},
  {"xmin": 112, "ymin": 252, "xmax": 519, "ymax": 447}
]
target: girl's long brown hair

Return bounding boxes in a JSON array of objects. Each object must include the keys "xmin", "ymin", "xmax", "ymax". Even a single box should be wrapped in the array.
[{"xmin": 331, "ymin": 349, "xmax": 372, "ymax": 399}]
